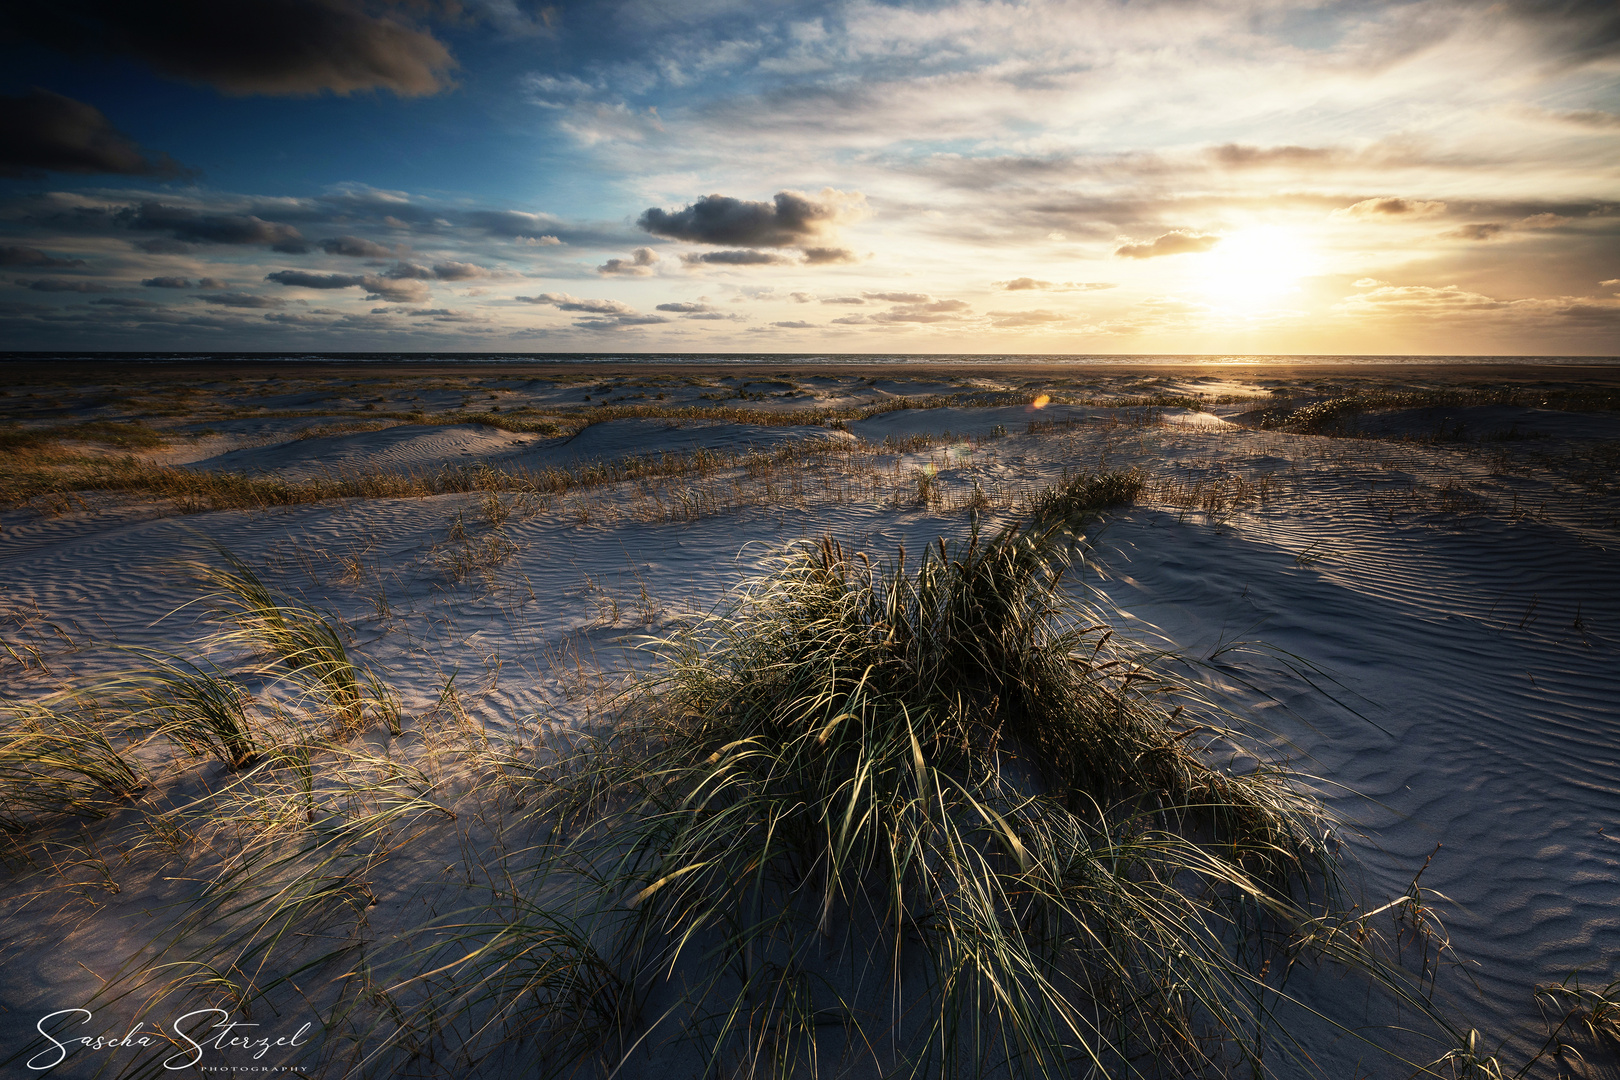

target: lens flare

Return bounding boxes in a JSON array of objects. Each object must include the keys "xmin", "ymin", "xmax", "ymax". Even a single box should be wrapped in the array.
[{"xmin": 1032, "ymin": 394, "xmax": 1050, "ymax": 409}]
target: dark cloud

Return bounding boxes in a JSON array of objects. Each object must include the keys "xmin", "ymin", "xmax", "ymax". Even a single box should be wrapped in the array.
[
  {"xmin": 465, "ymin": 210, "xmax": 558, "ymax": 239},
  {"xmin": 132, "ymin": 238, "xmax": 197, "ymax": 254},
  {"xmin": 14, "ymin": 277, "xmax": 115, "ymax": 293},
  {"xmin": 1208, "ymin": 143, "xmax": 1340, "ymax": 169},
  {"xmin": 379, "ymin": 260, "xmax": 489, "ymax": 280},
  {"xmin": 1333, "ymin": 197, "xmax": 1447, "ymax": 218},
  {"xmin": 1443, "ymin": 223, "xmax": 1506, "ymax": 241},
  {"xmin": 262, "ymin": 268, "xmax": 427, "ymax": 301},
  {"xmin": 0, "ymin": 89, "xmax": 191, "ymax": 178},
  {"xmin": 12, "ymin": 1, "xmax": 456, "ymax": 97},
  {"xmin": 801, "ymin": 246, "xmax": 858, "ymax": 264},
  {"xmin": 771, "ymin": 320, "xmax": 815, "ymax": 328},
  {"xmin": 142, "ymin": 276, "xmax": 194, "ymax": 288},
  {"xmin": 515, "ymin": 292, "xmax": 636, "ymax": 314},
  {"xmin": 1502, "ymin": 0, "xmax": 1620, "ymax": 67},
  {"xmin": 863, "ymin": 291, "xmax": 929, "ymax": 303},
  {"xmin": 266, "ymin": 270, "xmax": 365, "ymax": 288},
  {"xmin": 680, "ymin": 249, "xmax": 792, "ymax": 266},
  {"xmin": 639, "ymin": 190, "xmax": 856, "ymax": 248},
  {"xmin": 320, "ymin": 235, "xmax": 396, "ymax": 257},
  {"xmin": 125, "ymin": 202, "xmax": 307, "ymax": 251},
  {"xmin": 573, "ymin": 315, "xmax": 669, "ymax": 330},
  {"xmin": 0, "ymin": 246, "xmax": 85, "ymax": 268},
  {"xmin": 91, "ymin": 296, "xmax": 161, "ymax": 308},
  {"xmin": 201, "ymin": 291, "xmax": 287, "ymax": 308},
  {"xmin": 370, "ymin": 307, "xmax": 475, "ymax": 321},
  {"xmin": 598, "ymin": 247, "xmax": 659, "ymax": 276},
  {"xmin": 1543, "ymin": 108, "xmax": 1620, "ymax": 128},
  {"xmin": 655, "ymin": 301, "xmax": 713, "ymax": 313},
  {"xmin": 1114, "ymin": 231, "xmax": 1222, "ymax": 259},
  {"xmin": 198, "ymin": 277, "xmax": 227, "ymax": 288},
  {"xmin": 430, "ymin": 260, "xmax": 491, "ymax": 280}
]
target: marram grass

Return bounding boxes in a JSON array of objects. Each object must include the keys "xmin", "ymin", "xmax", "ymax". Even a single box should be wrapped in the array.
[{"xmin": 473, "ymin": 471, "xmax": 1406, "ymax": 1079}]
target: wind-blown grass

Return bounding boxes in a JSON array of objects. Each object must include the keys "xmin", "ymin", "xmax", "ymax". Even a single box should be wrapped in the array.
[
  {"xmin": 189, "ymin": 550, "xmax": 376, "ymax": 734},
  {"xmin": 0, "ymin": 700, "xmax": 146, "ymax": 832},
  {"xmin": 464, "ymin": 470, "xmax": 1396, "ymax": 1079}
]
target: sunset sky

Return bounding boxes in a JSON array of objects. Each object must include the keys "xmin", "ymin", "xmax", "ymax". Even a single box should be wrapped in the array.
[{"xmin": 2, "ymin": 0, "xmax": 1617, "ymax": 355}]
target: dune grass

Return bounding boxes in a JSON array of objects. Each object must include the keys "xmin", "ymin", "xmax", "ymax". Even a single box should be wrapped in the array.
[
  {"xmin": 0, "ymin": 477, "xmax": 1533, "ymax": 1078},
  {"xmin": 417, "ymin": 470, "xmax": 1406, "ymax": 1079},
  {"xmin": 0, "ymin": 700, "xmax": 146, "ymax": 833}
]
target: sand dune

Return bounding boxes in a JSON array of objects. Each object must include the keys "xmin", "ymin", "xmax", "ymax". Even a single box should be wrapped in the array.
[{"xmin": 2, "ymin": 363, "xmax": 1617, "ymax": 1078}]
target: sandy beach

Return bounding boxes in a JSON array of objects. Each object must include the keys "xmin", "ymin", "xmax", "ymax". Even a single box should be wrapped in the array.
[{"xmin": 2, "ymin": 358, "xmax": 1618, "ymax": 1078}]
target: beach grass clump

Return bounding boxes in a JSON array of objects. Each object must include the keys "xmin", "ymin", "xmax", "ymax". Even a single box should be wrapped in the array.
[
  {"xmin": 0, "ymin": 701, "xmax": 146, "ymax": 832},
  {"xmin": 124, "ymin": 655, "xmax": 263, "ymax": 770},
  {"xmin": 532, "ymin": 471, "xmax": 1350, "ymax": 1078},
  {"xmin": 191, "ymin": 551, "xmax": 377, "ymax": 734}
]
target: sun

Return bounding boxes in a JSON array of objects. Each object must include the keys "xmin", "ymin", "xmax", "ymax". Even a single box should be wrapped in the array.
[{"xmin": 1194, "ymin": 226, "xmax": 1317, "ymax": 308}]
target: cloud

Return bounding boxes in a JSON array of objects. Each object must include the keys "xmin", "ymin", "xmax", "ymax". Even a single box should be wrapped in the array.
[
  {"xmin": 265, "ymin": 268, "xmax": 430, "ymax": 301},
  {"xmin": 1334, "ymin": 283, "xmax": 1620, "ymax": 328},
  {"xmin": 771, "ymin": 320, "xmax": 815, "ymax": 328},
  {"xmin": 361, "ymin": 275, "xmax": 430, "ymax": 302},
  {"xmin": 788, "ymin": 291, "xmax": 812, "ymax": 303},
  {"xmin": 639, "ymin": 189, "xmax": 863, "ymax": 248},
  {"xmin": 1536, "ymin": 108, "xmax": 1620, "ymax": 129},
  {"xmin": 829, "ymin": 314, "xmax": 869, "ymax": 325},
  {"xmin": 655, "ymin": 301, "xmax": 714, "ymax": 313},
  {"xmin": 987, "ymin": 309, "xmax": 1068, "ymax": 328},
  {"xmin": 370, "ymin": 306, "xmax": 476, "ymax": 321},
  {"xmin": 863, "ymin": 291, "xmax": 929, "ymax": 303},
  {"xmin": 1517, "ymin": 213, "xmax": 1569, "ymax": 229},
  {"xmin": 598, "ymin": 247, "xmax": 659, "ymax": 275},
  {"xmin": 1114, "ymin": 231, "xmax": 1222, "ymax": 259},
  {"xmin": 91, "ymin": 296, "xmax": 160, "ymax": 308},
  {"xmin": 573, "ymin": 314, "xmax": 670, "ymax": 330},
  {"xmin": 428, "ymin": 260, "xmax": 491, "ymax": 280},
  {"xmin": 14, "ymin": 277, "xmax": 114, "ymax": 293},
  {"xmin": 0, "ymin": 246, "xmax": 85, "ymax": 268},
  {"xmin": 680, "ymin": 249, "xmax": 792, "ymax": 266},
  {"xmin": 1332, "ymin": 197, "xmax": 1448, "ymax": 219},
  {"xmin": 515, "ymin": 292, "xmax": 636, "ymax": 314},
  {"xmin": 801, "ymin": 246, "xmax": 859, "ymax": 264},
  {"xmin": 871, "ymin": 299, "xmax": 972, "ymax": 323},
  {"xmin": 999, "ymin": 278, "xmax": 1115, "ymax": 292},
  {"xmin": 820, "ymin": 296, "xmax": 866, "ymax": 304},
  {"xmin": 320, "ymin": 235, "xmax": 396, "ymax": 257},
  {"xmin": 1208, "ymin": 143, "xmax": 1340, "ymax": 169},
  {"xmin": 0, "ymin": 89, "xmax": 191, "ymax": 178},
  {"xmin": 1442, "ymin": 223, "xmax": 1506, "ymax": 241},
  {"xmin": 198, "ymin": 276, "xmax": 227, "ymax": 288},
  {"xmin": 15, "ymin": 0, "xmax": 455, "ymax": 97},
  {"xmin": 124, "ymin": 202, "xmax": 306, "ymax": 251},
  {"xmin": 142, "ymin": 276, "xmax": 193, "ymax": 287},
  {"xmin": 266, "ymin": 270, "xmax": 365, "ymax": 288},
  {"xmin": 201, "ymin": 291, "xmax": 287, "ymax": 308}
]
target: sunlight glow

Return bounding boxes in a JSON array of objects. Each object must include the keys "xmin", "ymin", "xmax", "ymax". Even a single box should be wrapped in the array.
[{"xmin": 1194, "ymin": 227, "xmax": 1317, "ymax": 309}]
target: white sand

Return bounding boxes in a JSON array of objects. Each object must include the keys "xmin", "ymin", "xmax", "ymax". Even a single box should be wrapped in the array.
[{"xmin": 2, "ymin": 367, "xmax": 1617, "ymax": 1077}]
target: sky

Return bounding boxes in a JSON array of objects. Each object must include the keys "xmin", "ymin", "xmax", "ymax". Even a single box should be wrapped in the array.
[{"xmin": 1, "ymin": 0, "xmax": 1617, "ymax": 356}]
